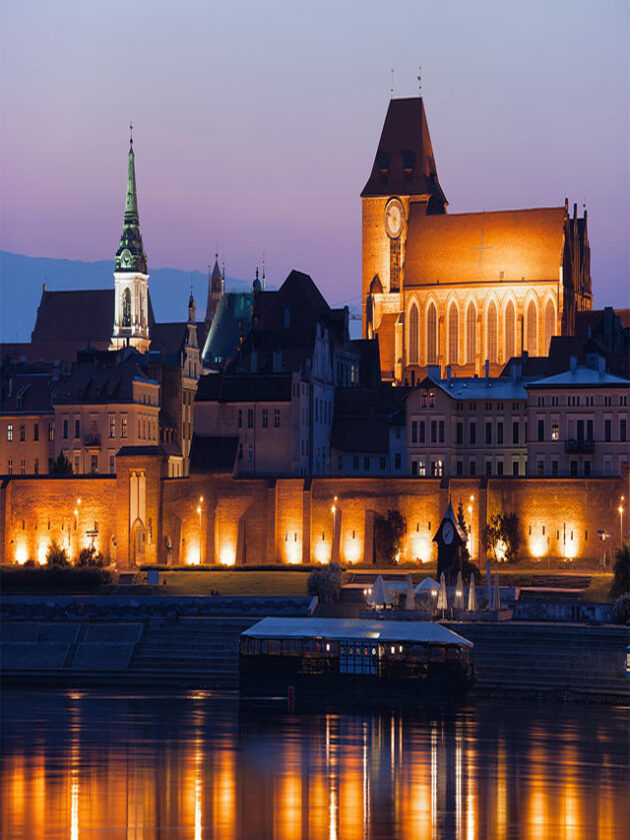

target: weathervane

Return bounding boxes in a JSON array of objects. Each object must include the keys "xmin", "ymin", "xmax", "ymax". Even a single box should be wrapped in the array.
[
  {"xmin": 390, "ymin": 68, "xmax": 394, "ymax": 98},
  {"xmin": 129, "ymin": 121, "xmax": 133, "ymax": 144},
  {"xmin": 417, "ymin": 65, "xmax": 422, "ymax": 95}
]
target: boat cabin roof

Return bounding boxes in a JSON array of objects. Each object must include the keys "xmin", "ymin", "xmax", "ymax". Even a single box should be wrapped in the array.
[{"xmin": 242, "ymin": 618, "xmax": 473, "ymax": 648}]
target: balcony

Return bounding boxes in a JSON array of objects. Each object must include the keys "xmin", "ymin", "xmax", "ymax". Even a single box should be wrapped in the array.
[
  {"xmin": 565, "ymin": 438, "xmax": 595, "ymax": 454},
  {"xmin": 84, "ymin": 433, "xmax": 101, "ymax": 449}
]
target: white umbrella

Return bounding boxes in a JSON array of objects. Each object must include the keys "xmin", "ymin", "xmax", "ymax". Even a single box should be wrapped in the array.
[
  {"xmin": 414, "ymin": 577, "xmax": 439, "ymax": 593},
  {"xmin": 406, "ymin": 573, "xmax": 416, "ymax": 610},
  {"xmin": 492, "ymin": 573, "xmax": 501, "ymax": 611},
  {"xmin": 372, "ymin": 575, "xmax": 392, "ymax": 607},
  {"xmin": 437, "ymin": 572, "xmax": 448, "ymax": 613},
  {"xmin": 467, "ymin": 573, "xmax": 477, "ymax": 612},
  {"xmin": 454, "ymin": 571, "xmax": 465, "ymax": 611}
]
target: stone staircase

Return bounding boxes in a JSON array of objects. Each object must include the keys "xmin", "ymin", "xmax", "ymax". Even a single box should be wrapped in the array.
[
  {"xmin": 128, "ymin": 616, "xmax": 255, "ymax": 688},
  {"xmin": 449, "ymin": 621, "xmax": 630, "ymax": 700}
]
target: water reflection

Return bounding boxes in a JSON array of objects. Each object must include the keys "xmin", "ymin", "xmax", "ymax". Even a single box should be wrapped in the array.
[{"xmin": 1, "ymin": 689, "xmax": 628, "ymax": 839}]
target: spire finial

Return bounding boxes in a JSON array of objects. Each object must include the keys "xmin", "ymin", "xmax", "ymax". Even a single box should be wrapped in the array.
[
  {"xmin": 417, "ymin": 65, "xmax": 422, "ymax": 95},
  {"xmin": 129, "ymin": 121, "xmax": 133, "ymax": 145},
  {"xmin": 262, "ymin": 252, "xmax": 266, "ymax": 291},
  {"xmin": 390, "ymin": 69, "xmax": 394, "ymax": 98}
]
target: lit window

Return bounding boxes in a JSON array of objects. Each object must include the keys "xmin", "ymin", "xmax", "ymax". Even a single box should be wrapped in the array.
[
  {"xmin": 551, "ymin": 420, "xmax": 559, "ymax": 441},
  {"xmin": 6, "ymin": 424, "xmax": 12, "ymax": 442}
]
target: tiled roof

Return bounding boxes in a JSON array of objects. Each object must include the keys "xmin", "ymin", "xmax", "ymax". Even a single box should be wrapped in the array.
[
  {"xmin": 405, "ymin": 206, "xmax": 567, "ymax": 286},
  {"xmin": 418, "ymin": 373, "xmax": 533, "ymax": 401},
  {"xmin": 526, "ymin": 367, "xmax": 630, "ymax": 389},
  {"xmin": 0, "ymin": 372, "xmax": 56, "ymax": 414},
  {"xmin": 53, "ymin": 356, "xmax": 158, "ymax": 405}
]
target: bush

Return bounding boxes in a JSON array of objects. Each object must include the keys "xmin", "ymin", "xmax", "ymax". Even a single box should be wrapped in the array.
[
  {"xmin": 76, "ymin": 545, "xmax": 105, "ymax": 567},
  {"xmin": 613, "ymin": 593, "xmax": 630, "ymax": 625},
  {"xmin": 307, "ymin": 563, "xmax": 342, "ymax": 603},
  {"xmin": 610, "ymin": 542, "xmax": 630, "ymax": 599},
  {"xmin": 374, "ymin": 509, "xmax": 406, "ymax": 565},
  {"xmin": 484, "ymin": 512, "xmax": 521, "ymax": 564},
  {"xmin": 0, "ymin": 566, "xmax": 112, "ymax": 593},
  {"xmin": 46, "ymin": 540, "xmax": 69, "ymax": 567}
]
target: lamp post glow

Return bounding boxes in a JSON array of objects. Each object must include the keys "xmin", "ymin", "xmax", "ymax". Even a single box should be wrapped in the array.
[
  {"xmin": 197, "ymin": 497, "xmax": 203, "ymax": 564},
  {"xmin": 619, "ymin": 504, "xmax": 624, "ymax": 549},
  {"xmin": 468, "ymin": 495, "xmax": 475, "ymax": 558}
]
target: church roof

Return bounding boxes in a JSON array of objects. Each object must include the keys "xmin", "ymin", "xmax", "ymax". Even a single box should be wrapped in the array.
[
  {"xmin": 361, "ymin": 97, "xmax": 447, "ymax": 204},
  {"xmin": 201, "ymin": 291, "xmax": 253, "ymax": 367},
  {"xmin": 405, "ymin": 206, "xmax": 567, "ymax": 286},
  {"xmin": 150, "ymin": 322, "xmax": 188, "ymax": 357}
]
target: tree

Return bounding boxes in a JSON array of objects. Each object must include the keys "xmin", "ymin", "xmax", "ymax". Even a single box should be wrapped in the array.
[
  {"xmin": 76, "ymin": 545, "xmax": 104, "ymax": 567},
  {"xmin": 610, "ymin": 541, "xmax": 630, "ymax": 599},
  {"xmin": 457, "ymin": 500, "xmax": 479, "ymax": 581},
  {"xmin": 307, "ymin": 563, "xmax": 342, "ymax": 603},
  {"xmin": 49, "ymin": 453, "xmax": 73, "ymax": 475},
  {"xmin": 484, "ymin": 512, "xmax": 521, "ymax": 564},
  {"xmin": 46, "ymin": 539, "xmax": 69, "ymax": 567},
  {"xmin": 374, "ymin": 509, "xmax": 406, "ymax": 565}
]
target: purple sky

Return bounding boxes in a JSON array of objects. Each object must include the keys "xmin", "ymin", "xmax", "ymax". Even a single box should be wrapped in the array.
[{"xmin": 1, "ymin": 0, "xmax": 628, "ymax": 311}]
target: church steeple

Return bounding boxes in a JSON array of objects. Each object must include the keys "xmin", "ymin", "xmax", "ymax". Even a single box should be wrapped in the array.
[
  {"xmin": 205, "ymin": 254, "xmax": 223, "ymax": 328},
  {"xmin": 115, "ymin": 125, "xmax": 147, "ymax": 275},
  {"xmin": 111, "ymin": 126, "xmax": 150, "ymax": 353}
]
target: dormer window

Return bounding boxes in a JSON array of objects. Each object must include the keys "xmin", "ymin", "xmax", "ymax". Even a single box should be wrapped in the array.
[
  {"xmin": 401, "ymin": 149, "xmax": 415, "ymax": 182},
  {"xmin": 376, "ymin": 148, "xmax": 391, "ymax": 181}
]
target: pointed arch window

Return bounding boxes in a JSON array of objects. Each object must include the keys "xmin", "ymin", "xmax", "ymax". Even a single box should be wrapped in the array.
[
  {"xmin": 122, "ymin": 288, "xmax": 131, "ymax": 328},
  {"xmin": 544, "ymin": 299, "xmax": 555, "ymax": 353},
  {"xmin": 448, "ymin": 302, "xmax": 458, "ymax": 365},
  {"xmin": 527, "ymin": 300, "xmax": 538, "ymax": 355},
  {"xmin": 487, "ymin": 301, "xmax": 498, "ymax": 363},
  {"xmin": 466, "ymin": 303, "xmax": 476, "ymax": 364},
  {"xmin": 505, "ymin": 300, "xmax": 516, "ymax": 360},
  {"xmin": 427, "ymin": 303, "xmax": 437, "ymax": 364},
  {"xmin": 408, "ymin": 303, "xmax": 419, "ymax": 365}
]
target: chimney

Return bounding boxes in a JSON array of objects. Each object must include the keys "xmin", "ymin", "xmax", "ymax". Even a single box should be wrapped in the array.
[
  {"xmin": 570, "ymin": 355, "xmax": 577, "ymax": 373},
  {"xmin": 485, "ymin": 359, "xmax": 489, "ymax": 380},
  {"xmin": 598, "ymin": 355, "xmax": 606, "ymax": 378},
  {"xmin": 511, "ymin": 363, "xmax": 521, "ymax": 384}
]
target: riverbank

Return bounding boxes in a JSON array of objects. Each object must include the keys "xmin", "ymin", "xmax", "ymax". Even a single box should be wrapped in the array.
[{"xmin": 2, "ymin": 598, "xmax": 628, "ymax": 702}]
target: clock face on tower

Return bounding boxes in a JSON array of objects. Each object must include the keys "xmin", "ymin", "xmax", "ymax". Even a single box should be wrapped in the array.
[
  {"xmin": 121, "ymin": 249, "xmax": 132, "ymax": 268},
  {"xmin": 384, "ymin": 198, "xmax": 404, "ymax": 239},
  {"xmin": 442, "ymin": 521, "xmax": 454, "ymax": 545}
]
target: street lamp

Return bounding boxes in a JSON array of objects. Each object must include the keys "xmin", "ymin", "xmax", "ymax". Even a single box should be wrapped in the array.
[
  {"xmin": 468, "ymin": 495, "xmax": 475, "ymax": 558},
  {"xmin": 619, "ymin": 504, "xmax": 624, "ymax": 549},
  {"xmin": 197, "ymin": 497, "xmax": 203, "ymax": 563}
]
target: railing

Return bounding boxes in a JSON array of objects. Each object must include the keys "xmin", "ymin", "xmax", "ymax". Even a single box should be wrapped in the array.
[
  {"xmin": 84, "ymin": 434, "xmax": 101, "ymax": 447},
  {"xmin": 564, "ymin": 438, "xmax": 595, "ymax": 453}
]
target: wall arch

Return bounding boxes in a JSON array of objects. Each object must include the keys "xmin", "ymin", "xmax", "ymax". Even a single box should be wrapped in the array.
[
  {"xmin": 486, "ymin": 300, "xmax": 498, "ymax": 363},
  {"xmin": 465, "ymin": 301, "xmax": 477, "ymax": 364},
  {"xmin": 504, "ymin": 298, "xmax": 516, "ymax": 361},
  {"xmin": 544, "ymin": 297, "xmax": 556, "ymax": 354},
  {"xmin": 426, "ymin": 301, "xmax": 438, "ymax": 364},
  {"xmin": 526, "ymin": 298, "xmax": 538, "ymax": 355},
  {"xmin": 407, "ymin": 300, "xmax": 419, "ymax": 365},
  {"xmin": 447, "ymin": 299, "xmax": 459, "ymax": 365}
]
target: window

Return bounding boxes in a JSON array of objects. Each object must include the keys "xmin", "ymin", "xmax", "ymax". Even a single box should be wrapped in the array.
[
  {"xmin": 469, "ymin": 460, "xmax": 476, "ymax": 476},
  {"xmin": 262, "ymin": 409, "xmax": 268, "ymax": 428},
  {"xmin": 247, "ymin": 409, "xmax": 254, "ymax": 429},
  {"xmin": 526, "ymin": 300, "xmax": 537, "ymax": 354},
  {"xmin": 605, "ymin": 419, "xmax": 611, "ymax": 442},
  {"xmin": 456, "ymin": 422, "xmax": 463, "ymax": 444},
  {"xmin": 74, "ymin": 419, "xmax": 80, "ymax": 439},
  {"xmin": 505, "ymin": 300, "xmax": 516, "ymax": 360},
  {"xmin": 90, "ymin": 455, "xmax": 98, "ymax": 473},
  {"xmin": 584, "ymin": 460, "xmax": 591, "ymax": 477},
  {"xmin": 20, "ymin": 424, "xmax": 25, "ymax": 442},
  {"xmin": 48, "ymin": 423, "xmax": 54, "ymax": 442},
  {"xmin": 537, "ymin": 460, "xmax": 544, "ymax": 476},
  {"xmin": 431, "ymin": 421, "xmax": 437, "ymax": 443},
  {"xmin": 364, "ymin": 457, "xmax": 370, "ymax": 471},
  {"xmin": 7, "ymin": 424, "xmax": 12, "ymax": 442},
  {"xmin": 380, "ymin": 456, "xmax": 386, "ymax": 470},
  {"xmin": 512, "ymin": 461, "xmax": 519, "ymax": 477},
  {"xmin": 431, "ymin": 460, "xmax": 443, "ymax": 477},
  {"xmin": 109, "ymin": 455, "xmax": 115, "ymax": 473},
  {"xmin": 551, "ymin": 420, "xmax": 558, "ymax": 441},
  {"xmin": 238, "ymin": 409, "xmax": 242, "ymax": 429},
  {"xmin": 34, "ymin": 458, "xmax": 39, "ymax": 475},
  {"xmin": 63, "ymin": 419, "xmax": 68, "ymax": 439},
  {"xmin": 486, "ymin": 460, "xmax": 492, "ymax": 475},
  {"xmin": 512, "ymin": 421, "xmax": 519, "ymax": 445},
  {"xmin": 485, "ymin": 422, "xmax": 492, "ymax": 445},
  {"xmin": 122, "ymin": 287, "xmax": 131, "ymax": 327},
  {"xmin": 497, "ymin": 422, "xmax": 503, "ymax": 445},
  {"xmin": 394, "ymin": 453, "xmax": 401, "ymax": 470},
  {"xmin": 538, "ymin": 419, "xmax": 544, "ymax": 442},
  {"xmin": 427, "ymin": 303, "xmax": 437, "ymax": 364},
  {"xmin": 408, "ymin": 303, "xmax": 419, "ymax": 365},
  {"xmin": 109, "ymin": 417, "xmax": 115, "ymax": 438},
  {"xmin": 587, "ymin": 419, "xmax": 593, "ymax": 441},
  {"xmin": 353, "ymin": 456, "xmax": 359, "ymax": 470},
  {"xmin": 20, "ymin": 459, "xmax": 25, "ymax": 474},
  {"xmin": 497, "ymin": 460, "xmax": 504, "ymax": 477},
  {"xmin": 552, "ymin": 460, "xmax": 558, "ymax": 476},
  {"xmin": 544, "ymin": 299, "xmax": 555, "ymax": 353},
  {"xmin": 337, "ymin": 455, "xmax": 343, "ymax": 470},
  {"xmin": 439, "ymin": 420, "xmax": 445, "ymax": 443},
  {"xmin": 456, "ymin": 460, "xmax": 463, "ymax": 475},
  {"xmin": 7, "ymin": 458, "xmax": 12, "ymax": 474},
  {"xmin": 411, "ymin": 421, "xmax": 418, "ymax": 443},
  {"xmin": 74, "ymin": 456, "xmax": 80, "ymax": 473},
  {"xmin": 570, "ymin": 461, "xmax": 578, "ymax": 476},
  {"xmin": 486, "ymin": 301, "xmax": 498, "ymax": 363},
  {"xmin": 418, "ymin": 461, "xmax": 426, "ymax": 476},
  {"xmin": 419, "ymin": 421, "xmax": 425, "ymax": 443},
  {"xmin": 121, "ymin": 417, "xmax": 127, "ymax": 438},
  {"xmin": 33, "ymin": 423, "xmax": 39, "ymax": 442},
  {"xmin": 248, "ymin": 445, "xmax": 253, "ymax": 461},
  {"xmin": 274, "ymin": 409, "xmax": 280, "ymax": 428},
  {"xmin": 466, "ymin": 303, "xmax": 476, "ymax": 364},
  {"xmin": 448, "ymin": 302, "xmax": 458, "ymax": 365},
  {"xmin": 621, "ymin": 419, "xmax": 627, "ymax": 442},
  {"xmin": 429, "ymin": 391, "xmax": 435, "ymax": 407},
  {"xmin": 469, "ymin": 422, "xmax": 476, "ymax": 445}
]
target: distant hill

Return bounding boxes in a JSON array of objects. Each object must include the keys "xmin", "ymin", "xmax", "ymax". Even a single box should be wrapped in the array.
[{"xmin": 0, "ymin": 251, "xmax": 251, "ymax": 342}]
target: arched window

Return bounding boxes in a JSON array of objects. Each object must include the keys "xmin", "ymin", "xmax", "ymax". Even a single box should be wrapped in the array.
[
  {"xmin": 505, "ymin": 300, "xmax": 516, "ymax": 360},
  {"xmin": 544, "ymin": 299, "xmax": 555, "ymax": 353},
  {"xmin": 466, "ymin": 303, "xmax": 476, "ymax": 364},
  {"xmin": 526, "ymin": 300, "xmax": 538, "ymax": 354},
  {"xmin": 487, "ymin": 301, "xmax": 498, "ymax": 363},
  {"xmin": 448, "ymin": 302, "xmax": 458, "ymax": 365},
  {"xmin": 427, "ymin": 303, "xmax": 437, "ymax": 364},
  {"xmin": 408, "ymin": 303, "xmax": 419, "ymax": 365},
  {"xmin": 122, "ymin": 288, "xmax": 131, "ymax": 327}
]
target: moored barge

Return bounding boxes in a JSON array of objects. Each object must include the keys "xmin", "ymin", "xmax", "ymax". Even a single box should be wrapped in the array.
[{"xmin": 239, "ymin": 618, "xmax": 474, "ymax": 704}]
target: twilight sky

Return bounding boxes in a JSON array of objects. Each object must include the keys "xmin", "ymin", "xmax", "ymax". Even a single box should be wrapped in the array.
[{"xmin": 1, "ymin": 0, "xmax": 628, "ymax": 312}]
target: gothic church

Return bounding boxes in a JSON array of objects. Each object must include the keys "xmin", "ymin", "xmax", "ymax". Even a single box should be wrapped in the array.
[{"xmin": 362, "ymin": 97, "xmax": 592, "ymax": 382}]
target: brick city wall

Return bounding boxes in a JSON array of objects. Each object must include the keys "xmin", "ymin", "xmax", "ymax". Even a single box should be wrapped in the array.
[{"xmin": 1, "ymin": 459, "xmax": 628, "ymax": 567}]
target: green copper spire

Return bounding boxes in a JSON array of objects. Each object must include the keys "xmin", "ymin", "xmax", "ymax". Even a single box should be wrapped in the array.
[{"xmin": 115, "ymin": 124, "xmax": 147, "ymax": 274}]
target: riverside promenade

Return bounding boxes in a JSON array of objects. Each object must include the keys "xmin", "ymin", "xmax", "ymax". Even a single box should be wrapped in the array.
[{"xmin": 1, "ymin": 594, "xmax": 629, "ymax": 702}]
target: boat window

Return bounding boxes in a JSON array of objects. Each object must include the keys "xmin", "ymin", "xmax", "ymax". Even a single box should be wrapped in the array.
[
  {"xmin": 447, "ymin": 647, "xmax": 462, "ymax": 662},
  {"xmin": 241, "ymin": 638, "xmax": 260, "ymax": 655},
  {"xmin": 281, "ymin": 639, "xmax": 301, "ymax": 655},
  {"xmin": 324, "ymin": 640, "xmax": 338, "ymax": 655},
  {"xmin": 261, "ymin": 639, "xmax": 282, "ymax": 655},
  {"xmin": 340, "ymin": 638, "xmax": 378, "ymax": 675},
  {"xmin": 429, "ymin": 645, "xmax": 446, "ymax": 663}
]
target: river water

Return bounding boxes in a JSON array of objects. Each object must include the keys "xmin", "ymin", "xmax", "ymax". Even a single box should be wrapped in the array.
[{"xmin": 1, "ymin": 688, "xmax": 628, "ymax": 839}]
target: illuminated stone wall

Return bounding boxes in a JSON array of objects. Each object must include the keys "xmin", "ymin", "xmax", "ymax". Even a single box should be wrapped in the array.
[{"xmin": 2, "ymin": 460, "xmax": 628, "ymax": 566}]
